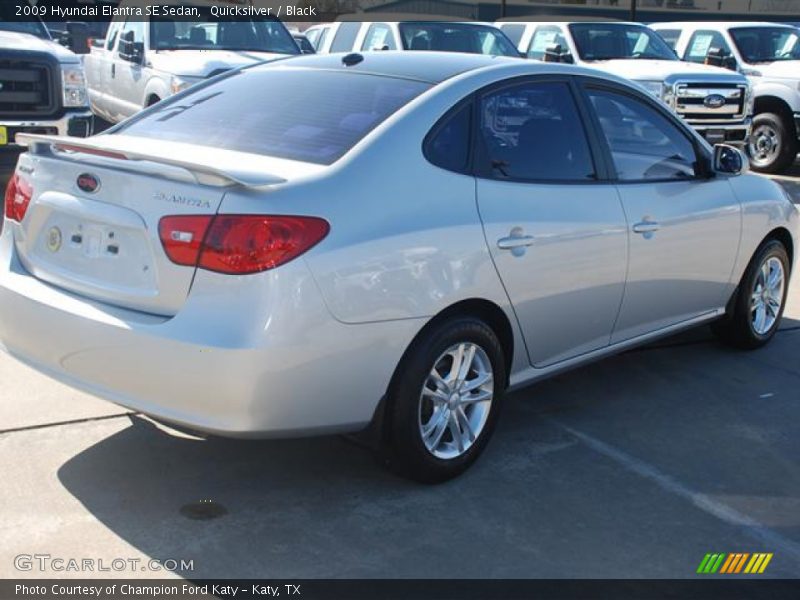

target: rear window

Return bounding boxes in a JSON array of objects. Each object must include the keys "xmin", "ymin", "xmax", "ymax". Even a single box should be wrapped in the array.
[{"xmin": 118, "ymin": 68, "xmax": 431, "ymax": 165}]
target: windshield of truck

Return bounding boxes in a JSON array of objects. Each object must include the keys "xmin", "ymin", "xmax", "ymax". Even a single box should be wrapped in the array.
[
  {"xmin": 150, "ymin": 12, "xmax": 299, "ymax": 54},
  {"xmin": 399, "ymin": 23, "xmax": 520, "ymax": 57},
  {"xmin": 730, "ymin": 27, "xmax": 800, "ymax": 63},
  {"xmin": 569, "ymin": 23, "xmax": 677, "ymax": 61},
  {"xmin": 0, "ymin": 6, "xmax": 50, "ymax": 39}
]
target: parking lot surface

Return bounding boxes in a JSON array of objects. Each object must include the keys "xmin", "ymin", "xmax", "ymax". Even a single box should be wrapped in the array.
[{"xmin": 0, "ymin": 162, "xmax": 799, "ymax": 580}]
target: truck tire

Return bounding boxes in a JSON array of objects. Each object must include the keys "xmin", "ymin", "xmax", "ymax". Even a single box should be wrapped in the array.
[{"xmin": 747, "ymin": 112, "xmax": 798, "ymax": 174}]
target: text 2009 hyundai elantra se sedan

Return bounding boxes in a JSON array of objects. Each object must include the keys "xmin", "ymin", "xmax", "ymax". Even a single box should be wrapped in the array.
[{"xmin": 1, "ymin": 52, "xmax": 797, "ymax": 482}]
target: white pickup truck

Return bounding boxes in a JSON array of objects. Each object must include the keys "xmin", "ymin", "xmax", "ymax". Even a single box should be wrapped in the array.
[
  {"xmin": 497, "ymin": 21, "xmax": 753, "ymax": 149},
  {"xmin": 0, "ymin": 6, "xmax": 93, "ymax": 149},
  {"xmin": 84, "ymin": 0, "xmax": 300, "ymax": 124},
  {"xmin": 651, "ymin": 22, "xmax": 800, "ymax": 174}
]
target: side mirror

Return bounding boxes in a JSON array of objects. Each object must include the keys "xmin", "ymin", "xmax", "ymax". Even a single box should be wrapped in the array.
[
  {"xmin": 58, "ymin": 22, "xmax": 90, "ymax": 54},
  {"xmin": 713, "ymin": 144, "xmax": 748, "ymax": 176},
  {"xmin": 705, "ymin": 46, "xmax": 736, "ymax": 71},
  {"xmin": 543, "ymin": 44, "xmax": 573, "ymax": 64},
  {"xmin": 119, "ymin": 32, "xmax": 144, "ymax": 64}
]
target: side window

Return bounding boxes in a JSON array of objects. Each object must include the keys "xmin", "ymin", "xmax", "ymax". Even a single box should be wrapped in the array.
[
  {"xmin": 425, "ymin": 104, "xmax": 472, "ymax": 173},
  {"xmin": 330, "ymin": 22, "xmax": 361, "ymax": 53},
  {"xmin": 588, "ymin": 88, "xmax": 698, "ymax": 181},
  {"xmin": 106, "ymin": 22, "xmax": 120, "ymax": 50},
  {"xmin": 499, "ymin": 24, "xmax": 525, "ymax": 47},
  {"xmin": 314, "ymin": 26, "xmax": 329, "ymax": 51},
  {"xmin": 685, "ymin": 30, "xmax": 731, "ymax": 63},
  {"xmin": 478, "ymin": 81, "xmax": 595, "ymax": 182},
  {"xmin": 361, "ymin": 23, "xmax": 396, "ymax": 51},
  {"xmin": 654, "ymin": 29, "xmax": 681, "ymax": 51},
  {"xmin": 527, "ymin": 26, "xmax": 568, "ymax": 60},
  {"xmin": 119, "ymin": 19, "xmax": 145, "ymax": 53}
]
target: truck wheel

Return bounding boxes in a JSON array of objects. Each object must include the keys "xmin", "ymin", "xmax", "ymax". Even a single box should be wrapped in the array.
[
  {"xmin": 712, "ymin": 239, "xmax": 790, "ymax": 349},
  {"xmin": 384, "ymin": 317, "xmax": 506, "ymax": 483},
  {"xmin": 747, "ymin": 112, "xmax": 798, "ymax": 174}
]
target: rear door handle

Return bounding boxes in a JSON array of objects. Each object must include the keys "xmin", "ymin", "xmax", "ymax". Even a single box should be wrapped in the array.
[
  {"xmin": 497, "ymin": 235, "xmax": 535, "ymax": 250},
  {"xmin": 632, "ymin": 221, "xmax": 660, "ymax": 234}
]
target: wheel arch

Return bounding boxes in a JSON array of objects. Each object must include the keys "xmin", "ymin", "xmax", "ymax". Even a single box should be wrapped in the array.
[
  {"xmin": 765, "ymin": 226, "xmax": 794, "ymax": 269},
  {"xmin": 364, "ymin": 298, "xmax": 516, "ymax": 444},
  {"xmin": 754, "ymin": 95, "xmax": 794, "ymax": 124}
]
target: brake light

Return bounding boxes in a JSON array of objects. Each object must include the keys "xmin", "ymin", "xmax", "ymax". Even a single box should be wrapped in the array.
[
  {"xmin": 4, "ymin": 173, "xmax": 33, "ymax": 223},
  {"xmin": 158, "ymin": 215, "xmax": 329, "ymax": 275}
]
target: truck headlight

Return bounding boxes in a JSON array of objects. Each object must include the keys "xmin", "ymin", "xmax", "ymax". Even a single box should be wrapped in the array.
[
  {"xmin": 61, "ymin": 65, "xmax": 88, "ymax": 108},
  {"xmin": 639, "ymin": 80, "xmax": 664, "ymax": 99},
  {"xmin": 745, "ymin": 85, "xmax": 755, "ymax": 116},
  {"xmin": 170, "ymin": 76, "xmax": 201, "ymax": 95}
]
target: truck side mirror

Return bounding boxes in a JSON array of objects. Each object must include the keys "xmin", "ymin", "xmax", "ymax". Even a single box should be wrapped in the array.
[
  {"xmin": 705, "ymin": 46, "xmax": 736, "ymax": 71},
  {"xmin": 543, "ymin": 44, "xmax": 573, "ymax": 64},
  {"xmin": 58, "ymin": 22, "xmax": 90, "ymax": 55},
  {"xmin": 119, "ymin": 31, "xmax": 144, "ymax": 65}
]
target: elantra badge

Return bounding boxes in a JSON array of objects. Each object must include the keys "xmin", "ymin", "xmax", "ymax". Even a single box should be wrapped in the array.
[
  {"xmin": 704, "ymin": 94, "xmax": 726, "ymax": 109},
  {"xmin": 47, "ymin": 227, "xmax": 62, "ymax": 253},
  {"xmin": 77, "ymin": 173, "xmax": 100, "ymax": 193}
]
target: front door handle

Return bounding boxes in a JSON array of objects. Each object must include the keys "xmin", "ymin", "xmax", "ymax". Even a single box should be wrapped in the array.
[
  {"xmin": 497, "ymin": 235, "xmax": 535, "ymax": 250},
  {"xmin": 632, "ymin": 220, "xmax": 660, "ymax": 234}
]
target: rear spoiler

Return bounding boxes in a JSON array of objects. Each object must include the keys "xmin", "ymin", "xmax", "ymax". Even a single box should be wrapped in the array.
[{"xmin": 15, "ymin": 134, "xmax": 287, "ymax": 188}]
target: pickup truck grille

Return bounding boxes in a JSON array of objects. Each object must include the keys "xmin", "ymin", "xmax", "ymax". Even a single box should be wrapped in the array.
[
  {"xmin": 674, "ymin": 83, "xmax": 748, "ymax": 122},
  {"xmin": 0, "ymin": 53, "xmax": 58, "ymax": 119}
]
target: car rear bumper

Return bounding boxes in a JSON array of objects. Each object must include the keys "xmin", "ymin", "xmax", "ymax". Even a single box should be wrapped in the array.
[{"xmin": 0, "ymin": 231, "xmax": 420, "ymax": 438}]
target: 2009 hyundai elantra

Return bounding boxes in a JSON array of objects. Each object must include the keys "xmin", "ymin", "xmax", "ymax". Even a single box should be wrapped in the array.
[{"xmin": 1, "ymin": 52, "xmax": 796, "ymax": 482}]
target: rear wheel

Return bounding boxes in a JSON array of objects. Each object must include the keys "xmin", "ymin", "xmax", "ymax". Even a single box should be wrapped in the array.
[
  {"xmin": 385, "ymin": 317, "xmax": 506, "ymax": 483},
  {"xmin": 747, "ymin": 112, "xmax": 798, "ymax": 174},
  {"xmin": 712, "ymin": 239, "xmax": 790, "ymax": 349}
]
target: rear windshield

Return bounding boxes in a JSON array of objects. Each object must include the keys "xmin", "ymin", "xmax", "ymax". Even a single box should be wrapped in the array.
[
  {"xmin": 118, "ymin": 68, "xmax": 431, "ymax": 165},
  {"xmin": 399, "ymin": 23, "xmax": 520, "ymax": 57}
]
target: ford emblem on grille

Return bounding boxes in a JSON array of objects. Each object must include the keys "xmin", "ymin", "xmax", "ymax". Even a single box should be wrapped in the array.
[
  {"xmin": 704, "ymin": 94, "xmax": 726, "ymax": 109},
  {"xmin": 77, "ymin": 173, "xmax": 100, "ymax": 193}
]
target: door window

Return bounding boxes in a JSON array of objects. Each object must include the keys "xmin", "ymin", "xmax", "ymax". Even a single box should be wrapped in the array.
[
  {"xmin": 478, "ymin": 81, "xmax": 595, "ymax": 182},
  {"xmin": 588, "ymin": 88, "xmax": 699, "ymax": 181},
  {"xmin": 118, "ymin": 20, "xmax": 145, "ymax": 55},
  {"xmin": 330, "ymin": 22, "xmax": 361, "ymax": 53},
  {"xmin": 361, "ymin": 23, "xmax": 396, "ymax": 50},
  {"xmin": 527, "ymin": 26, "xmax": 568, "ymax": 60},
  {"xmin": 685, "ymin": 30, "xmax": 732, "ymax": 63}
]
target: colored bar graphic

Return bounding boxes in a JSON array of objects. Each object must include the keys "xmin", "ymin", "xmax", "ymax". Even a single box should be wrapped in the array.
[
  {"xmin": 697, "ymin": 554, "xmax": 713, "ymax": 574},
  {"xmin": 702, "ymin": 552, "xmax": 774, "ymax": 575},
  {"xmin": 719, "ymin": 554, "xmax": 735, "ymax": 574},
  {"xmin": 758, "ymin": 553, "xmax": 773, "ymax": 573}
]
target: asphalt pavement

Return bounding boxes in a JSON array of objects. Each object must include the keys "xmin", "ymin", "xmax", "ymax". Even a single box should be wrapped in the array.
[{"xmin": 0, "ymin": 158, "xmax": 799, "ymax": 580}]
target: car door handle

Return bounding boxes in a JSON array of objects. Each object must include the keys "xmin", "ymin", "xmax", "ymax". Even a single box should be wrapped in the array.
[
  {"xmin": 632, "ymin": 221, "xmax": 660, "ymax": 234},
  {"xmin": 497, "ymin": 235, "xmax": 535, "ymax": 250}
]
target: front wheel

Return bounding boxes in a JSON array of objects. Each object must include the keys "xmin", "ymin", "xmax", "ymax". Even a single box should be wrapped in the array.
[
  {"xmin": 712, "ymin": 239, "xmax": 790, "ymax": 349},
  {"xmin": 747, "ymin": 112, "xmax": 798, "ymax": 174},
  {"xmin": 384, "ymin": 317, "xmax": 506, "ymax": 483}
]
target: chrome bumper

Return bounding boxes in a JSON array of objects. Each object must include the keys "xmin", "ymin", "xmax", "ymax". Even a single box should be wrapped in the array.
[
  {"xmin": 1, "ymin": 110, "xmax": 94, "ymax": 146},
  {"xmin": 686, "ymin": 118, "xmax": 751, "ymax": 146}
]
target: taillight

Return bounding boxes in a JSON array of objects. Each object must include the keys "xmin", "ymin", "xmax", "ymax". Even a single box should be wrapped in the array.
[
  {"xmin": 158, "ymin": 215, "xmax": 329, "ymax": 275},
  {"xmin": 4, "ymin": 173, "xmax": 33, "ymax": 223}
]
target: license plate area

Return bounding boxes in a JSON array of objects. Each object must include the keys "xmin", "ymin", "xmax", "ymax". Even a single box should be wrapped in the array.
[
  {"xmin": 29, "ymin": 211, "xmax": 158, "ymax": 295},
  {"xmin": 703, "ymin": 129, "xmax": 726, "ymax": 145}
]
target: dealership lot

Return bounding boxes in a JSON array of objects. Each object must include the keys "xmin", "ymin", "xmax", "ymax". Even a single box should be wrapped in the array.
[{"xmin": 0, "ymin": 162, "xmax": 798, "ymax": 579}]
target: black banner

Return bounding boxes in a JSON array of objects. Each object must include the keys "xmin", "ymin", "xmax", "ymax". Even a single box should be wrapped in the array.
[{"xmin": 2, "ymin": 579, "xmax": 800, "ymax": 600}]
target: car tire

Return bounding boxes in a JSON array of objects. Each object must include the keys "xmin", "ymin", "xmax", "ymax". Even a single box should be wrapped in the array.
[
  {"xmin": 747, "ymin": 112, "xmax": 798, "ymax": 174},
  {"xmin": 384, "ymin": 317, "xmax": 506, "ymax": 483},
  {"xmin": 712, "ymin": 239, "xmax": 790, "ymax": 349}
]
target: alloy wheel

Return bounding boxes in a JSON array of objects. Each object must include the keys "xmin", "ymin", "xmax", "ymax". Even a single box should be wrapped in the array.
[
  {"xmin": 418, "ymin": 342, "xmax": 494, "ymax": 460},
  {"xmin": 751, "ymin": 256, "xmax": 785, "ymax": 335}
]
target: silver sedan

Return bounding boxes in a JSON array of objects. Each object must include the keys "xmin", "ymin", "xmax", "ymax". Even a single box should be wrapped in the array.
[{"xmin": 1, "ymin": 52, "xmax": 796, "ymax": 482}]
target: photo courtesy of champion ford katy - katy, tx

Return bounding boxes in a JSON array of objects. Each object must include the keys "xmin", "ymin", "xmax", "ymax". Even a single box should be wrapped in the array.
[{"xmin": 1, "ymin": 1, "xmax": 799, "ymax": 599}]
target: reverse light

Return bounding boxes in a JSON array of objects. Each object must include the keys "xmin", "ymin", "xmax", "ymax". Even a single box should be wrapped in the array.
[
  {"xmin": 4, "ymin": 173, "xmax": 33, "ymax": 223},
  {"xmin": 159, "ymin": 215, "xmax": 329, "ymax": 275},
  {"xmin": 61, "ymin": 65, "xmax": 88, "ymax": 107}
]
